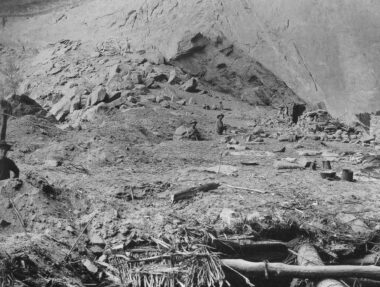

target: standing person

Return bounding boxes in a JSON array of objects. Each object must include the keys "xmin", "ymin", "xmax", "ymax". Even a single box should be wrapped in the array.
[
  {"xmin": 216, "ymin": 114, "xmax": 227, "ymax": 135},
  {"xmin": 218, "ymin": 101, "xmax": 224, "ymax": 110},
  {"xmin": 0, "ymin": 142, "xmax": 19, "ymax": 180}
]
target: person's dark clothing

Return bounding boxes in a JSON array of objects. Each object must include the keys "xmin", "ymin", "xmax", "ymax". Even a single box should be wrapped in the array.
[
  {"xmin": 217, "ymin": 119, "xmax": 226, "ymax": 135},
  {"xmin": 0, "ymin": 157, "xmax": 19, "ymax": 180}
]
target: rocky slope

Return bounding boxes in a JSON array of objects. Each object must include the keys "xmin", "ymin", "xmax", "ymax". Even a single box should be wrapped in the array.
[{"xmin": 1, "ymin": 0, "xmax": 380, "ymax": 120}]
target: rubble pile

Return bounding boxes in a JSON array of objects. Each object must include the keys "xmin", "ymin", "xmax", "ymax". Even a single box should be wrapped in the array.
[
  {"xmin": 297, "ymin": 110, "xmax": 366, "ymax": 144},
  {"xmin": 18, "ymin": 40, "xmax": 212, "ymax": 126}
]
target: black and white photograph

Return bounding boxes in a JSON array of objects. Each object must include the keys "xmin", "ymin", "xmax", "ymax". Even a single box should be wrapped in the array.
[{"xmin": 1, "ymin": 1, "xmax": 380, "ymax": 286}]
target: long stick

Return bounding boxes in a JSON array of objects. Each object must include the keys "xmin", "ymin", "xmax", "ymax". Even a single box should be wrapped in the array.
[
  {"xmin": 63, "ymin": 213, "xmax": 96, "ymax": 262},
  {"xmin": 10, "ymin": 199, "xmax": 29, "ymax": 237},
  {"xmin": 221, "ymin": 259, "xmax": 380, "ymax": 280},
  {"xmin": 223, "ymin": 184, "xmax": 267, "ymax": 194}
]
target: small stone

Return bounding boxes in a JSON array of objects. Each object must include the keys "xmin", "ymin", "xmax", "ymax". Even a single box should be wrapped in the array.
[
  {"xmin": 220, "ymin": 208, "xmax": 242, "ymax": 226},
  {"xmin": 66, "ymin": 226, "xmax": 75, "ymax": 233},
  {"xmin": 98, "ymin": 254, "xmax": 108, "ymax": 262},
  {"xmin": 89, "ymin": 233, "xmax": 106, "ymax": 247},
  {"xmin": 252, "ymin": 127, "xmax": 264, "ymax": 135},
  {"xmin": 176, "ymin": 99, "xmax": 186, "ymax": 106},
  {"xmin": 181, "ymin": 77, "xmax": 198, "ymax": 92},
  {"xmin": 45, "ymin": 159, "xmax": 61, "ymax": 167},
  {"xmin": 160, "ymin": 100, "xmax": 170, "ymax": 108},
  {"xmin": 82, "ymin": 259, "xmax": 98, "ymax": 274},
  {"xmin": 89, "ymin": 245, "xmax": 104, "ymax": 256},
  {"xmin": 0, "ymin": 219, "xmax": 11, "ymax": 228},
  {"xmin": 227, "ymin": 144, "xmax": 247, "ymax": 151},
  {"xmin": 156, "ymin": 95, "xmax": 171, "ymax": 103},
  {"xmin": 168, "ymin": 69, "xmax": 180, "ymax": 84},
  {"xmin": 131, "ymin": 72, "xmax": 143, "ymax": 84}
]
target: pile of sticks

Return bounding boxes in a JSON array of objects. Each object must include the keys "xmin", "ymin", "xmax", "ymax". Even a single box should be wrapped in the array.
[{"xmin": 99, "ymin": 226, "xmax": 380, "ymax": 287}]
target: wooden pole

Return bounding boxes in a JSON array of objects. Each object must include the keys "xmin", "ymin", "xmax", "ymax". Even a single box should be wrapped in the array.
[
  {"xmin": 220, "ymin": 259, "xmax": 380, "ymax": 280},
  {"xmin": 1, "ymin": 114, "xmax": 8, "ymax": 141},
  {"xmin": 0, "ymin": 99, "xmax": 12, "ymax": 141}
]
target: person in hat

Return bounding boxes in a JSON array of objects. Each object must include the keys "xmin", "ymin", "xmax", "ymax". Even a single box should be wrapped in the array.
[
  {"xmin": 187, "ymin": 120, "xmax": 200, "ymax": 140},
  {"xmin": 216, "ymin": 114, "xmax": 227, "ymax": 135},
  {"xmin": 0, "ymin": 142, "xmax": 19, "ymax": 180}
]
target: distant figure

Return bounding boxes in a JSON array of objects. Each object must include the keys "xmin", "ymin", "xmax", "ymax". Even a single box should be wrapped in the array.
[
  {"xmin": 218, "ymin": 101, "xmax": 224, "ymax": 110},
  {"xmin": 216, "ymin": 114, "xmax": 227, "ymax": 135},
  {"xmin": 173, "ymin": 120, "xmax": 201, "ymax": 141},
  {"xmin": 0, "ymin": 142, "xmax": 19, "ymax": 180}
]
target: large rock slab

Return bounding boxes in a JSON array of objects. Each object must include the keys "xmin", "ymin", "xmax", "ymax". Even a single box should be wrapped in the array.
[
  {"xmin": 86, "ymin": 86, "xmax": 107, "ymax": 107},
  {"xmin": 49, "ymin": 88, "xmax": 76, "ymax": 121}
]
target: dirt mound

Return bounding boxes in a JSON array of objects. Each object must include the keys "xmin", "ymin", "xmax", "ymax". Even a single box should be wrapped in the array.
[{"xmin": 0, "ymin": 175, "xmax": 89, "ymax": 235}]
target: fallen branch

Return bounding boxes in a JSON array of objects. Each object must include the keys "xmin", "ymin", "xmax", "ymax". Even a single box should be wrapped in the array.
[
  {"xmin": 10, "ymin": 199, "xmax": 29, "ymax": 237},
  {"xmin": 220, "ymin": 259, "xmax": 380, "ymax": 280},
  {"xmin": 171, "ymin": 182, "xmax": 220, "ymax": 202},
  {"xmin": 223, "ymin": 184, "xmax": 267, "ymax": 194},
  {"xmin": 63, "ymin": 213, "xmax": 96, "ymax": 262}
]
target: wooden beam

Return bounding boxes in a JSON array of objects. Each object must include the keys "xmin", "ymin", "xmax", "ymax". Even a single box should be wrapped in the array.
[
  {"xmin": 221, "ymin": 259, "xmax": 380, "ymax": 280},
  {"xmin": 170, "ymin": 182, "xmax": 220, "ymax": 203}
]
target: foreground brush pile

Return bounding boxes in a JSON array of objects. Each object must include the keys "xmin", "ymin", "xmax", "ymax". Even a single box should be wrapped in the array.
[{"xmin": 3, "ymin": 215, "xmax": 380, "ymax": 287}]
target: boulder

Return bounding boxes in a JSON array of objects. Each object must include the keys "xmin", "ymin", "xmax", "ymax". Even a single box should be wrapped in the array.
[
  {"xmin": 160, "ymin": 100, "xmax": 171, "ymax": 108},
  {"xmin": 145, "ymin": 78, "xmax": 155, "ymax": 88},
  {"xmin": 134, "ymin": 84, "xmax": 149, "ymax": 95},
  {"xmin": 49, "ymin": 88, "xmax": 76, "ymax": 121},
  {"xmin": 107, "ymin": 91, "xmax": 121, "ymax": 102},
  {"xmin": 131, "ymin": 72, "xmax": 143, "ymax": 84},
  {"xmin": 156, "ymin": 95, "xmax": 171, "ymax": 103},
  {"xmin": 7, "ymin": 94, "xmax": 47, "ymax": 117},
  {"xmin": 107, "ymin": 75, "xmax": 134, "ymax": 91},
  {"xmin": 0, "ymin": 219, "xmax": 11, "ymax": 228},
  {"xmin": 89, "ymin": 232, "xmax": 106, "ymax": 247},
  {"xmin": 106, "ymin": 97, "xmax": 126, "ymax": 109},
  {"xmin": 82, "ymin": 102, "xmax": 107, "ymax": 121},
  {"xmin": 181, "ymin": 77, "xmax": 198, "ymax": 92},
  {"xmin": 86, "ymin": 86, "xmax": 107, "ymax": 107},
  {"xmin": 173, "ymin": 125, "xmax": 200, "ymax": 141},
  {"xmin": 147, "ymin": 72, "xmax": 168, "ymax": 82},
  {"xmin": 168, "ymin": 69, "xmax": 181, "ymax": 84},
  {"xmin": 220, "ymin": 208, "xmax": 242, "ymax": 226},
  {"xmin": 176, "ymin": 99, "xmax": 186, "ymax": 106},
  {"xmin": 252, "ymin": 127, "xmax": 264, "ymax": 135},
  {"xmin": 70, "ymin": 95, "xmax": 82, "ymax": 113},
  {"xmin": 107, "ymin": 64, "xmax": 122, "ymax": 82},
  {"xmin": 45, "ymin": 159, "xmax": 61, "ymax": 167}
]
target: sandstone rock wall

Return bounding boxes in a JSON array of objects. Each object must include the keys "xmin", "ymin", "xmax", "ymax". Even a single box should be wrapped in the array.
[{"xmin": 1, "ymin": 0, "xmax": 380, "ymax": 120}]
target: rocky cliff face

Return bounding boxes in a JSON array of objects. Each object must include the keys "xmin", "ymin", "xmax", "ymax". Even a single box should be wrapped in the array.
[{"xmin": 1, "ymin": 0, "xmax": 380, "ymax": 120}]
